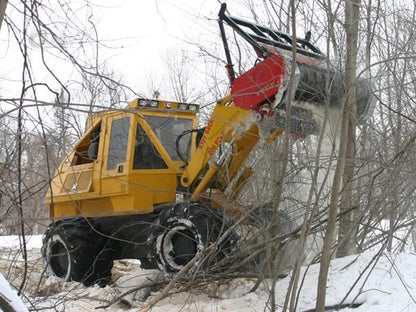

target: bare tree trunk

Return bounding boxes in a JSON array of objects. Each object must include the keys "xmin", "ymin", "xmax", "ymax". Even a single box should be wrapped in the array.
[
  {"xmin": 269, "ymin": 0, "xmax": 297, "ymax": 308},
  {"xmin": 283, "ymin": 1, "xmax": 337, "ymax": 309},
  {"xmin": 315, "ymin": 0, "xmax": 360, "ymax": 310},
  {"xmin": 0, "ymin": 0, "xmax": 7, "ymax": 31},
  {"xmin": 17, "ymin": 2, "xmax": 29, "ymax": 295},
  {"xmin": 337, "ymin": 115, "xmax": 357, "ymax": 257}
]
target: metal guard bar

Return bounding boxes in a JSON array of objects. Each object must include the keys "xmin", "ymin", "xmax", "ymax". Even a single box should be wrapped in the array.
[{"xmin": 218, "ymin": 3, "xmax": 325, "ymax": 61}]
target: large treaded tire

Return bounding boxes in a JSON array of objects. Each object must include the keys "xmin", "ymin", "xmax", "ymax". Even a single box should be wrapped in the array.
[
  {"xmin": 148, "ymin": 203, "xmax": 237, "ymax": 273},
  {"xmin": 42, "ymin": 219, "xmax": 114, "ymax": 286}
]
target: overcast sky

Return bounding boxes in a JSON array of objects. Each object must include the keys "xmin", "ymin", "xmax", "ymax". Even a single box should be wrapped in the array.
[
  {"xmin": 0, "ymin": 1, "xmax": 226, "ymax": 97},
  {"xmin": 0, "ymin": 0, "xmax": 271, "ymax": 108},
  {"xmin": 89, "ymin": 1, "xmax": 225, "ymax": 91}
]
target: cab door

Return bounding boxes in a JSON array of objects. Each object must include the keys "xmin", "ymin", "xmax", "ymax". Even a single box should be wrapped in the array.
[
  {"xmin": 128, "ymin": 117, "xmax": 178, "ymax": 212},
  {"xmin": 101, "ymin": 115, "xmax": 132, "ymax": 196}
]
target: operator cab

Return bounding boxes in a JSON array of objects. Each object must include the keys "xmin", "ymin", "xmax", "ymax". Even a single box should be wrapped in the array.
[{"xmin": 46, "ymin": 98, "xmax": 200, "ymax": 218}]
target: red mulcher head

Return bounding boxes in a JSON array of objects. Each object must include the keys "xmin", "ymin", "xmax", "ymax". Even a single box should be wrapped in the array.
[{"xmin": 218, "ymin": 4, "xmax": 376, "ymax": 136}]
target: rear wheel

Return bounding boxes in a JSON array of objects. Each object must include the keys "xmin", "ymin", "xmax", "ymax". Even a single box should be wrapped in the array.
[
  {"xmin": 42, "ymin": 219, "xmax": 114, "ymax": 286},
  {"xmin": 149, "ymin": 203, "xmax": 237, "ymax": 273}
]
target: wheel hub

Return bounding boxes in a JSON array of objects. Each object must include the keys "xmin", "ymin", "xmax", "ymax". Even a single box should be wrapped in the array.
[
  {"xmin": 158, "ymin": 220, "xmax": 202, "ymax": 272},
  {"xmin": 171, "ymin": 230, "xmax": 197, "ymax": 266}
]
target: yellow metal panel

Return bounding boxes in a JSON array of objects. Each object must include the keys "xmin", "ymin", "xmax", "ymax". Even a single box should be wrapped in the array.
[
  {"xmin": 59, "ymin": 170, "xmax": 93, "ymax": 194},
  {"xmin": 77, "ymin": 171, "xmax": 93, "ymax": 192},
  {"xmin": 61, "ymin": 173, "xmax": 77, "ymax": 193},
  {"xmin": 51, "ymin": 196, "xmax": 142, "ymax": 219},
  {"xmin": 129, "ymin": 171, "xmax": 177, "ymax": 209}
]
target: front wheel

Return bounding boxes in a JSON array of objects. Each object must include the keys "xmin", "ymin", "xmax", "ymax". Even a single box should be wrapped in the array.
[{"xmin": 149, "ymin": 203, "xmax": 237, "ymax": 273}]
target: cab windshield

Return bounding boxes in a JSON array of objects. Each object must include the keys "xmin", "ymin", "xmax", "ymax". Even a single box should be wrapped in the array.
[{"xmin": 143, "ymin": 116, "xmax": 193, "ymax": 161}]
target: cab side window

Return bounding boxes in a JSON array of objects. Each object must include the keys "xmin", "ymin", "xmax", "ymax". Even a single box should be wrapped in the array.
[
  {"xmin": 133, "ymin": 123, "xmax": 167, "ymax": 170},
  {"xmin": 107, "ymin": 117, "xmax": 130, "ymax": 170},
  {"xmin": 88, "ymin": 126, "xmax": 101, "ymax": 160}
]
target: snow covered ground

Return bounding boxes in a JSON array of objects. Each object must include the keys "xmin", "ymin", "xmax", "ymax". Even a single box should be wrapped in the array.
[{"xmin": 0, "ymin": 235, "xmax": 415, "ymax": 311}]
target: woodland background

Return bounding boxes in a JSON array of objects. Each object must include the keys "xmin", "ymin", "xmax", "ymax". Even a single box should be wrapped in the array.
[{"xmin": 1, "ymin": 0, "xmax": 416, "ymax": 311}]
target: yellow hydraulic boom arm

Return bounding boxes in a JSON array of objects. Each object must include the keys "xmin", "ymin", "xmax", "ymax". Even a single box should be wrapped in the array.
[{"xmin": 180, "ymin": 96, "xmax": 268, "ymax": 201}]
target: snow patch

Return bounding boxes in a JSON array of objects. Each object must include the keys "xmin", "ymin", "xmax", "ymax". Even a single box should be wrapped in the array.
[
  {"xmin": 0, "ymin": 235, "xmax": 43, "ymax": 250},
  {"xmin": 0, "ymin": 273, "xmax": 29, "ymax": 312},
  {"xmin": 116, "ymin": 268, "xmax": 164, "ymax": 303}
]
